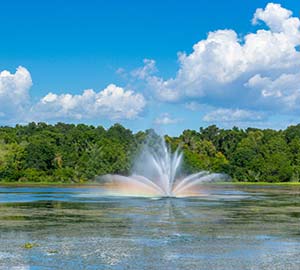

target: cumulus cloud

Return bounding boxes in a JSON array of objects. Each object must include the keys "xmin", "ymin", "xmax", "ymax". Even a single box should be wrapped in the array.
[
  {"xmin": 245, "ymin": 72, "xmax": 300, "ymax": 111},
  {"xmin": 32, "ymin": 84, "xmax": 146, "ymax": 121},
  {"xmin": 0, "ymin": 66, "xmax": 146, "ymax": 124},
  {"xmin": 154, "ymin": 113, "xmax": 181, "ymax": 125},
  {"xmin": 131, "ymin": 59, "xmax": 157, "ymax": 79},
  {"xmin": 203, "ymin": 109, "xmax": 266, "ymax": 122},
  {"xmin": 0, "ymin": 66, "xmax": 32, "ymax": 121},
  {"xmin": 252, "ymin": 3, "xmax": 298, "ymax": 35},
  {"xmin": 145, "ymin": 3, "xmax": 300, "ymax": 115}
]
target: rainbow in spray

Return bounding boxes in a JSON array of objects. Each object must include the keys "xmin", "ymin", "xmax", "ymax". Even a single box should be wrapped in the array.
[{"xmin": 102, "ymin": 137, "xmax": 228, "ymax": 197}]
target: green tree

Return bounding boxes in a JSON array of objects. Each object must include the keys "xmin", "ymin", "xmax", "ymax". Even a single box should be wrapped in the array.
[{"xmin": 24, "ymin": 140, "xmax": 55, "ymax": 171}]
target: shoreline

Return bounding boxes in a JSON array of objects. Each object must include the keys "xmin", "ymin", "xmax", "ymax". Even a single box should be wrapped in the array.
[
  {"xmin": 0, "ymin": 181, "xmax": 300, "ymax": 187},
  {"xmin": 216, "ymin": 181, "xmax": 300, "ymax": 186},
  {"xmin": 0, "ymin": 181, "xmax": 100, "ymax": 187}
]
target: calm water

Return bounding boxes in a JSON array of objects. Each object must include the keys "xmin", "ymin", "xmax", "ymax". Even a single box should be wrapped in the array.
[{"xmin": 0, "ymin": 185, "xmax": 299, "ymax": 270}]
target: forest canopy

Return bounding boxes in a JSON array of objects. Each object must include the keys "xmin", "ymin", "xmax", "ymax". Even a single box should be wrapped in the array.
[{"xmin": 1, "ymin": 122, "xmax": 300, "ymax": 183}]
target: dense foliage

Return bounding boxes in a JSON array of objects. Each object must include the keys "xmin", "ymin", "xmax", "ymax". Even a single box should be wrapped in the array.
[{"xmin": 1, "ymin": 122, "xmax": 300, "ymax": 183}]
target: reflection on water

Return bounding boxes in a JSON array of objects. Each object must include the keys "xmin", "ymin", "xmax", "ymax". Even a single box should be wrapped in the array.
[{"xmin": 0, "ymin": 185, "xmax": 300, "ymax": 269}]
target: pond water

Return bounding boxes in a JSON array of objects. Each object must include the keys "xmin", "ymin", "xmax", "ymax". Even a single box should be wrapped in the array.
[{"xmin": 0, "ymin": 185, "xmax": 299, "ymax": 269}]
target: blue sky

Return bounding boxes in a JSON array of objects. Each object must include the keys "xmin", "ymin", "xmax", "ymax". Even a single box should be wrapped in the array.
[{"xmin": 0, "ymin": 1, "xmax": 299, "ymax": 135}]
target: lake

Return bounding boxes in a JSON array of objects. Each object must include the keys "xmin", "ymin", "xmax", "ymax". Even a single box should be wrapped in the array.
[{"xmin": 0, "ymin": 185, "xmax": 299, "ymax": 269}]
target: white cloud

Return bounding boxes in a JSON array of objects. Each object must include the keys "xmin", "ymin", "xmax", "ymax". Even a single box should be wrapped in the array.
[
  {"xmin": 154, "ymin": 113, "xmax": 181, "ymax": 125},
  {"xmin": 33, "ymin": 84, "xmax": 146, "ymax": 121},
  {"xmin": 0, "ymin": 66, "xmax": 32, "ymax": 121},
  {"xmin": 145, "ymin": 3, "xmax": 300, "ymax": 114},
  {"xmin": 0, "ymin": 66, "xmax": 146, "ymax": 124},
  {"xmin": 131, "ymin": 59, "xmax": 157, "ymax": 79},
  {"xmin": 245, "ymin": 72, "xmax": 300, "ymax": 110},
  {"xmin": 203, "ymin": 109, "xmax": 266, "ymax": 122},
  {"xmin": 252, "ymin": 3, "xmax": 298, "ymax": 36},
  {"xmin": 185, "ymin": 102, "xmax": 212, "ymax": 112}
]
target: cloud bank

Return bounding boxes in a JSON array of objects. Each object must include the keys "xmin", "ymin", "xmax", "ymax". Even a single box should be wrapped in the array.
[
  {"xmin": 143, "ymin": 3, "xmax": 300, "ymax": 118},
  {"xmin": 0, "ymin": 67, "xmax": 146, "ymax": 123},
  {"xmin": 32, "ymin": 84, "xmax": 146, "ymax": 121}
]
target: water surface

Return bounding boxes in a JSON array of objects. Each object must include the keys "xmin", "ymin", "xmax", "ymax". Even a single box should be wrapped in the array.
[{"xmin": 0, "ymin": 185, "xmax": 299, "ymax": 269}]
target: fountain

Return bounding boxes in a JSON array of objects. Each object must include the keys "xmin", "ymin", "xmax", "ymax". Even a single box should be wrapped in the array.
[{"xmin": 101, "ymin": 137, "xmax": 229, "ymax": 197}]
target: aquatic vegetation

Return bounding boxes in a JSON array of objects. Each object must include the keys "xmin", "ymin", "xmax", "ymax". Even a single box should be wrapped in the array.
[{"xmin": 22, "ymin": 242, "xmax": 38, "ymax": 249}]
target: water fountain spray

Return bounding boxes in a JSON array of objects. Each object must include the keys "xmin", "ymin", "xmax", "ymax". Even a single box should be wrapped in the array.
[{"xmin": 101, "ymin": 136, "xmax": 228, "ymax": 197}]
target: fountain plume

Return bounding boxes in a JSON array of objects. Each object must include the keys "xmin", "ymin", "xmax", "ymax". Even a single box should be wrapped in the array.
[{"xmin": 101, "ymin": 136, "xmax": 229, "ymax": 197}]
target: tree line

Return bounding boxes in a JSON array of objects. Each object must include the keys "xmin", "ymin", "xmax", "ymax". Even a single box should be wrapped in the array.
[{"xmin": 0, "ymin": 122, "xmax": 300, "ymax": 183}]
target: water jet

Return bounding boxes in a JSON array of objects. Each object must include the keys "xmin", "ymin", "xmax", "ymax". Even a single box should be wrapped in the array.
[{"xmin": 101, "ymin": 137, "xmax": 229, "ymax": 197}]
